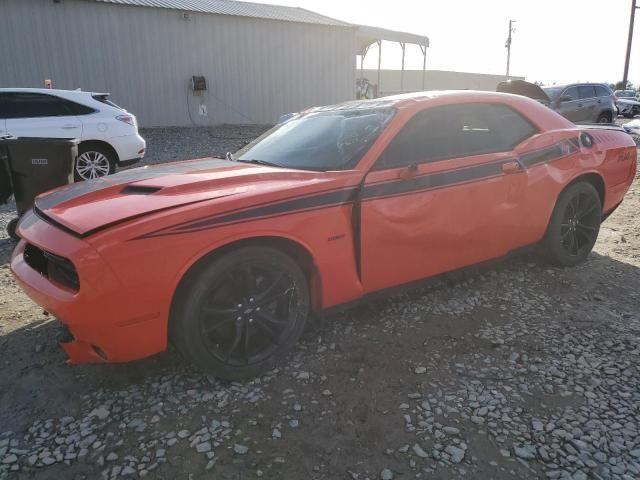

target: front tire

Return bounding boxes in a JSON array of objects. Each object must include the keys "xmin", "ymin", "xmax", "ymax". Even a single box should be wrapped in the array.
[
  {"xmin": 543, "ymin": 182, "xmax": 601, "ymax": 267},
  {"xmin": 172, "ymin": 246, "xmax": 309, "ymax": 380},
  {"xmin": 596, "ymin": 112, "xmax": 612, "ymax": 123},
  {"xmin": 75, "ymin": 144, "xmax": 116, "ymax": 181}
]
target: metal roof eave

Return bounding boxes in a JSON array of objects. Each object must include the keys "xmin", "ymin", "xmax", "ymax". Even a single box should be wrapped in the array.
[
  {"xmin": 91, "ymin": 0, "xmax": 352, "ymax": 28},
  {"xmin": 355, "ymin": 25, "xmax": 429, "ymax": 54}
]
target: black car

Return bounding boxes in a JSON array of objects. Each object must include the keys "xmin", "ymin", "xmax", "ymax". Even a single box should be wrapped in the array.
[{"xmin": 497, "ymin": 80, "xmax": 617, "ymax": 123}]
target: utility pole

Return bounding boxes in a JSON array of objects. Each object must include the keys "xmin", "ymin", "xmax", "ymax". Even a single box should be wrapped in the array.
[
  {"xmin": 505, "ymin": 19, "xmax": 516, "ymax": 78},
  {"xmin": 622, "ymin": 0, "xmax": 638, "ymax": 87}
]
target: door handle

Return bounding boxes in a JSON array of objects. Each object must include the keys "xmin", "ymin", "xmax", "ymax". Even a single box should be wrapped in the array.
[
  {"xmin": 502, "ymin": 160, "xmax": 524, "ymax": 174},
  {"xmin": 398, "ymin": 164, "xmax": 418, "ymax": 180},
  {"xmin": 578, "ymin": 103, "xmax": 583, "ymax": 107},
  {"xmin": 62, "ymin": 124, "xmax": 78, "ymax": 129}
]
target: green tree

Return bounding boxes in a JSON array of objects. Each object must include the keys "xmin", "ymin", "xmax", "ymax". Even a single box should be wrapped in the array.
[{"xmin": 615, "ymin": 80, "xmax": 633, "ymax": 90}]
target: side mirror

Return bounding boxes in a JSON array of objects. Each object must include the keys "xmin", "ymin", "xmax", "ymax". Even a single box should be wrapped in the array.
[{"xmin": 557, "ymin": 95, "xmax": 573, "ymax": 103}]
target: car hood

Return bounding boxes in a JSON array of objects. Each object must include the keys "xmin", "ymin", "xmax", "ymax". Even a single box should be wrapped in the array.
[
  {"xmin": 34, "ymin": 158, "xmax": 336, "ymax": 236},
  {"xmin": 496, "ymin": 80, "xmax": 551, "ymax": 102}
]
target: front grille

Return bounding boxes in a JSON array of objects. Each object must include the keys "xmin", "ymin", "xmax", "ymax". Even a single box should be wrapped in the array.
[{"xmin": 24, "ymin": 244, "xmax": 80, "ymax": 292}]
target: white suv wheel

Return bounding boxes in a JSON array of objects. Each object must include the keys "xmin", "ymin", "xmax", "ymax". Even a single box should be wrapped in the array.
[{"xmin": 76, "ymin": 151, "xmax": 112, "ymax": 180}]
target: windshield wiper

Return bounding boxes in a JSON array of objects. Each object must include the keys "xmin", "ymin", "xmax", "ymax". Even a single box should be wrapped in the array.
[
  {"xmin": 235, "ymin": 159, "xmax": 284, "ymax": 168},
  {"xmin": 225, "ymin": 151, "xmax": 235, "ymax": 161}
]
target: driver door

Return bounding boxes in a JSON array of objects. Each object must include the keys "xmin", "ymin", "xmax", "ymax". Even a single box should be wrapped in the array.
[{"xmin": 359, "ymin": 102, "xmax": 537, "ymax": 293}]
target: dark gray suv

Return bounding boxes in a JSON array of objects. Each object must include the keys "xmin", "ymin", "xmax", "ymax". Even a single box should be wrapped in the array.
[
  {"xmin": 543, "ymin": 83, "xmax": 616, "ymax": 123},
  {"xmin": 497, "ymin": 81, "xmax": 617, "ymax": 124}
]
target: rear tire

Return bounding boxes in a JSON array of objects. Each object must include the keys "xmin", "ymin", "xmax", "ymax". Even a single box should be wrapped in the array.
[
  {"xmin": 171, "ymin": 246, "xmax": 309, "ymax": 380},
  {"xmin": 7, "ymin": 217, "xmax": 18, "ymax": 240},
  {"xmin": 543, "ymin": 182, "xmax": 601, "ymax": 267},
  {"xmin": 75, "ymin": 144, "xmax": 116, "ymax": 181},
  {"xmin": 596, "ymin": 112, "xmax": 612, "ymax": 123}
]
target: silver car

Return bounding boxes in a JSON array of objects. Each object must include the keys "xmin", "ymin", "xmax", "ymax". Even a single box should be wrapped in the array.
[
  {"xmin": 497, "ymin": 81, "xmax": 617, "ymax": 124},
  {"xmin": 614, "ymin": 90, "xmax": 640, "ymax": 118},
  {"xmin": 543, "ymin": 84, "xmax": 617, "ymax": 123}
]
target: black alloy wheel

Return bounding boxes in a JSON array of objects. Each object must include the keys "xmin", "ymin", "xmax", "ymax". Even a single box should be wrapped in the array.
[
  {"xmin": 543, "ymin": 182, "xmax": 602, "ymax": 266},
  {"xmin": 172, "ymin": 246, "xmax": 309, "ymax": 379}
]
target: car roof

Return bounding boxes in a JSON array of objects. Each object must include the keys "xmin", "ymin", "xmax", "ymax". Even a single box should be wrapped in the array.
[
  {"xmin": 0, "ymin": 88, "xmax": 107, "ymax": 97},
  {"xmin": 318, "ymin": 90, "xmax": 535, "ymax": 110},
  {"xmin": 543, "ymin": 83, "xmax": 609, "ymax": 89}
]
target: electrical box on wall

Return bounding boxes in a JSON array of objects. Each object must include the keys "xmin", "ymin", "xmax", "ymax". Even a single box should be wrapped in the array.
[{"xmin": 190, "ymin": 76, "xmax": 207, "ymax": 94}]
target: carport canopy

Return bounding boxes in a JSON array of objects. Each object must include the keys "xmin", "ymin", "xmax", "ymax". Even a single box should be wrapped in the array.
[{"xmin": 356, "ymin": 25, "xmax": 430, "ymax": 96}]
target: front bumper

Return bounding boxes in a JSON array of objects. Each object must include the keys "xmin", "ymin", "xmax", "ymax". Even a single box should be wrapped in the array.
[
  {"xmin": 617, "ymin": 102, "xmax": 640, "ymax": 116},
  {"xmin": 10, "ymin": 211, "xmax": 167, "ymax": 364}
]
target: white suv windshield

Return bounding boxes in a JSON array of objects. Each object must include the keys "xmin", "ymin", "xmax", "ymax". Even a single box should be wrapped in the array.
[{"xmin": 235, "ymin": 108, "xmax": 395, "ymax": 171}]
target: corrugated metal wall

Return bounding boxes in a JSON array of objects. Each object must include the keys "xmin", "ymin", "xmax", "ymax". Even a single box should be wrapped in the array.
[
  {"xmin": 360, "ymin": 69, "xmax": 524, "ymax": 96},
  {"xmin": 0, "ymin": 0, "xmax": 356, "ymax": 126}
]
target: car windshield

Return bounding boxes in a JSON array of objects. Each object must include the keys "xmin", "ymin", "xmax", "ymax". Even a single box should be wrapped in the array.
[
  {"xmin": 235, "ymin": 107, "xmax": 396, "ymax": 171},
  {"xmin": 616, "ymin": 90, "xmax": 636, "ymax": 98},
  {"xmin": 542, "ymin": 86, "xmax": 564, "ymax": 100}
]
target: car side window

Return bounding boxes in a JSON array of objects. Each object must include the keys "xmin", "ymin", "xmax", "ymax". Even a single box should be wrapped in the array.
[
  {"xmin": 562, "ymin": 87, "xmax": 579, "ymax": 101},
  {"xmin": 376, "ymin": 103, "xmax": 537, "ymax": 169},
  {"xmin": 0, "ymin": 92, "xmax": 75, "ymax": 119},
  {"xmin": 595, "ymin": 86, "xmax": 611, "ymax": 97},
  {"xmin": 578, "ymin": 86, "xmax": 597, "ymax": 100}
]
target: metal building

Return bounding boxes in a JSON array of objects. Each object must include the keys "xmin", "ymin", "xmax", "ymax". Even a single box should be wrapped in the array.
[{"xmin": 0, "ymin": 0, "xmax": 359, "ymax": 126}]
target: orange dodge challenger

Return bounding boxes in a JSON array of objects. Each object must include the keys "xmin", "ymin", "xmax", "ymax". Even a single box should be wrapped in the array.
[{"xmin": 11, "ymin": 91, "xmax": 637, "ymax": 379}]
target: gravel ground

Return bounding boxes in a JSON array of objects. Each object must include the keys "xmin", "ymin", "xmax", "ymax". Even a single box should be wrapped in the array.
[
  {"xmin": 135, "ymin": 124, "xmax": 270, "ymax": 167},
  {"xmin": 0, "ymin": 125, "xmax": 639, "ymax": 480}
]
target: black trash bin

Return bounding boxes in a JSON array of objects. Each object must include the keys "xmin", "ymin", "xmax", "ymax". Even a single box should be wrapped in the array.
[
  {"xmin": 0, "ymin": 137, "xmax": 78, "ymax": 239},
  {"xmin": 0, "ymin": 142, "xmax": 12, "ymax": 204}
]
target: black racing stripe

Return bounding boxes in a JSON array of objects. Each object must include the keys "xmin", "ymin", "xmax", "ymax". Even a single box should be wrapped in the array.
[
  {"xmin": 136, "ymin": 187, "xmax": 358, "ymax": 238},
  {"xmin": 149, "ymin": 185, "xmax": 357, "ymax": 233},
  {"xmin": 520, "ymin": 140, "xmax": 579, "ymax": 168},
  {"xmin": 37, "ymin": 158, "xmax": 230, "ymax": 210},
  {"xmin": 363, "ymin": 161, "xmax": 504, "ymax": 200},
  {"xmin": 174, "ymin": 188, "xmax": 356, "ymax": 231},
  {"xmin": 33, "ymin": 206, "xmax": 83, "ymax": 239},
  {"xmin": 520, "ymin": 144, "xmax": 563, "ymax": 167},
  {"xmin": 133, "ymin": 138, "xmax": 580, "ymax": 238}
]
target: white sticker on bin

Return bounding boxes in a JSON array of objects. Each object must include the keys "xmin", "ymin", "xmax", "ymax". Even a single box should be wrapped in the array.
[{"xmin": 31, "ymin": 158, "xmax": 48, "ymax": 165}]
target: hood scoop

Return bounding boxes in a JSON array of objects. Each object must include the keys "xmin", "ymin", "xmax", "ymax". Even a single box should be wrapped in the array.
[{"xmin": 121, "ymin": 185, "xmax": 162, "ymax": 195}]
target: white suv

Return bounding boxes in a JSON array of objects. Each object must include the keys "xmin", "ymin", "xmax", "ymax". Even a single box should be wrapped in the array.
[{"xmin": 0, "ymin": 88, "xmax": 145, "ymax": 180}]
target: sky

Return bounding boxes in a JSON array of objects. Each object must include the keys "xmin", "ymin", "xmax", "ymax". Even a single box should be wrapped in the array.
[{"xmin": 243, "ymin": 0, "xmax": 640, "ymax": 87}]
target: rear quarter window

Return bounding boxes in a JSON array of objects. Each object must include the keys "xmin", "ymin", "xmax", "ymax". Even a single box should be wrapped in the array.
[{"xmin": 66, "ymin": 100, "xmax": 96, "ymax": 115}]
